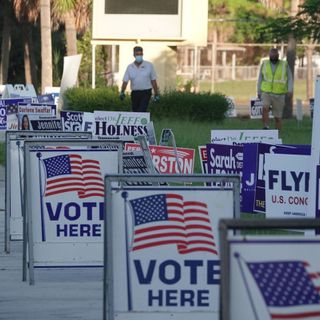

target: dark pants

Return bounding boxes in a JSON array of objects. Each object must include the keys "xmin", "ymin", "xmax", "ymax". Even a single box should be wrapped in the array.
[{"xmin": 131, "ymin": 89, "xmax": 152, "ymax": 112}]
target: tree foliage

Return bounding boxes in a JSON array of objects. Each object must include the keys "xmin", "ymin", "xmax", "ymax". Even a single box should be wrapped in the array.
[{"xmin": 262, "ymin": 0, "xmax": 320, "ymax": 43}]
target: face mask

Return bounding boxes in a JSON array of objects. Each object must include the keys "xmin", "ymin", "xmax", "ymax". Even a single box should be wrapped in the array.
[
  {"xmin": 135, "ymin": 55, "xmax": 143, "ymax": 63},
  {"xmin": 270, "ymin": 58, "xmax": 279, "ymax": 64}
]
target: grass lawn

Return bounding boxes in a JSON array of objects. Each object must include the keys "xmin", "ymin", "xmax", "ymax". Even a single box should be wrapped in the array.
[
  {"xmin": 199, "ymin": 79, "xmax": 310, "ymax": 105},
  {"xmin": 153, "ymin": 117, "xmax": 312, "ymax": 173},
  {"xmin": 0, "ymin": 117, "xmax": 312, "ymax": 170}
]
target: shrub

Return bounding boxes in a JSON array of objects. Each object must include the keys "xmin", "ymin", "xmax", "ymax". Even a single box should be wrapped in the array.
[
  {"xmin": 149, "ymin": 91, "xmax": 228, "ymax": 122},
  {"xmin": 64, "ymin": 87, "xmax": 131, "ymax": 112},
  {"xmin": 65, "ymin": 88, "xmax": 228, "ymax": 122}
]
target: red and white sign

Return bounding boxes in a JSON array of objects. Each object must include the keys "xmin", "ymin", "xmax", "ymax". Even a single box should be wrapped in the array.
[{"xmin": 125, "ymin": 143, "xmax": 195, "ymax": 174}]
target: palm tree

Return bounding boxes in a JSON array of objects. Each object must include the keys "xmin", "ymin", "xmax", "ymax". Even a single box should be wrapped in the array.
[
  {"xmin": 52, "ymin": 0, "xmax": 92, "ymax": 56},
  {"xmin": 52, "ymin": 0, "xmax": 77, "ymax": 56},
  {"xmin": 0, "ymin": 0, "xmax": 14, "ymax": 84},
  {"xmin": 12, "ymin": 0, "xmax": 40, "ymax": 88},
  {"xmin": 40, "ymin": 0, "xmax": 53, "ymax": 93}
]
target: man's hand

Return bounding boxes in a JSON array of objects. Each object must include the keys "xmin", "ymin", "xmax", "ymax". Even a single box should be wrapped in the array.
[
  {"xmin": 119, "ymin": 91, "xmax": 125, "ymax": 101},
  {"xmin": 153, "ymin": 94, "xmax": 160, "ymax": 103}
]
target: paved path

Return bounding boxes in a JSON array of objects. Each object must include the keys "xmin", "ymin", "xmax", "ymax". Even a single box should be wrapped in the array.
[{"xmin": 0, "ymin": 166, "xmax": 103, "ymax": 320}]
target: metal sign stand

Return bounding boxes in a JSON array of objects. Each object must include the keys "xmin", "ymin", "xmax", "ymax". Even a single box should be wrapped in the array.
[
  {"xmin": 104, "ymin": 173, "xmax": 241, "ymax": 320},
  {"xmin": 219, "ymin": 219, "xmax": 320, "ymax": 320},
  {"xmin": 23, "ymin": 139, "xmax": 124, "ymax": 285},
  {"xmin": 4, "ymin": 130, "xmax": 92, "ymax": 254},
  {"xmin": 159, "ymin": 128, "xmax": 182, "ymax": 174}
]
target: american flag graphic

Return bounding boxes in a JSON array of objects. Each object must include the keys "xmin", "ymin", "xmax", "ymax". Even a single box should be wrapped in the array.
[
  {"xmin": 129, "ymin": 193, "xmax": 217, "ymax": 255},
  {"xmin": 247, "ymin": 260, "xmax": 320, "ymax": 319},
  {"xmin": 43, "ymin": 154, "xmax": 104, "ymax": 198},
  {"xmin": 6, "ymin": 104, "xmax": 18, "ymax": 115}
]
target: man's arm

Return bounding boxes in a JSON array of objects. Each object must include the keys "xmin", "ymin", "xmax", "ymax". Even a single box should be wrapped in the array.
[
  {"xmin": 151, "ymin": 79, "xmax": 159, "ymax": 95},
  {"xmin": 121, "ymin": 81, "xmax": 128, "ymax": 93}
]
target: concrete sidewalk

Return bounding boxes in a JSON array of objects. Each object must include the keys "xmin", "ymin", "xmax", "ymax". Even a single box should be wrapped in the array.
[{"xmin": 0, "ymin": 166, "xmax": 103, "ymax": 320}]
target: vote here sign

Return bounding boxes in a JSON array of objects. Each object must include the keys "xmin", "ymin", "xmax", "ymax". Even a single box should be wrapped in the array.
[{"xmin": 27, "ymin": 148, "xmax": 119, "ymax": 267}]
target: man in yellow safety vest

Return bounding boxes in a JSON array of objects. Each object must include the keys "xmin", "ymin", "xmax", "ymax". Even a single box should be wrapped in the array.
[{"xmin": 257, "ymin": 48, "xmax": 293, "ymax": 132}]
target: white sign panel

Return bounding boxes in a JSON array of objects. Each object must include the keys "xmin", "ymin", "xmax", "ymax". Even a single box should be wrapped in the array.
[
  {"xmin": 210, "ymin": 130, "xmax": 280, "ymax": 145},
  {"xmin": 28, "ymin": 148, "xmax": 119, "ymax": 266},
  {"xmin": 94, "ymin": 111, "xmax": 150, "ymax": 139},
  {"xmin": 59, "ymin": 54, "xmax": 82, "ymax": 109},
  {"xmin": 110, "ymin": 187, "xmax": 234, "ymax": 319},
  {"xmin": 265, "ymin": 153, "xmax": 310, "ymax": 218},
  {"xmin": 6, "ymin": 132, "xmax": 92, "ymax": 243},
  {"xmin": 229, "ymin": 237, "xmax": 320, "ymax": 320}
]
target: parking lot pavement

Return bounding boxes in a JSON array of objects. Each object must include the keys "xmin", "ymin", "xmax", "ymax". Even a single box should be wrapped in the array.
[{"xmin": 0, "ymin": 165, "xmax": 104, "ymax": 320}]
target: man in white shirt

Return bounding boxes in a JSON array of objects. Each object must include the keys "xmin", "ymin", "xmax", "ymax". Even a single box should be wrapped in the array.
[{"xmin": 120, "ymin": 46, "xmax": 160, "ymax": 112}]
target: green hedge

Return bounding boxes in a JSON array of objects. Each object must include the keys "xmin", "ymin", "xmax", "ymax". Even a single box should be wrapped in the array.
[{"xmin": 65, "ymin": 87, "xmax": 228, "ymax": 122}]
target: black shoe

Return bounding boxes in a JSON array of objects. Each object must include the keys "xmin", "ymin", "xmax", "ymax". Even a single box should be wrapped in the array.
[{"xmin": 263, "ymin": 126, "xmax": 269, "ymax": 130}]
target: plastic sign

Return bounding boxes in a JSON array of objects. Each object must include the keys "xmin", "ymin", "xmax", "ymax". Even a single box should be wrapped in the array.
[
  {"xmin": 125, "ymin": 143, "xmax": 195, "ymax": 174},
  {"xmin": 94, "ymin": 111, "xmax": 150, "ymax": 139},
  {"xmin": 229, "ymin": 236, "xmax": 320, "ymax": 319},
  {"xmin": 210, "ymin": 129, "xmax": 280, "ymax": 145},
  {"xmin": 27, "ymin": 148, "xmax": 119, "ymax": 267},
  {"xmin": 109, "ymin": 187, "xmax": 234, "ymax": 319},
  {"xmin": 265, "ymin": 153, "xmax": 310, "ymax": 218}
]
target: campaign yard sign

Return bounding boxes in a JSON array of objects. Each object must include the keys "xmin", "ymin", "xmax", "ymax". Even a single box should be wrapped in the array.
[
  {"xmin": 17, "ymin": 103, "xmax": 57, "ymax": 130},
  {"xmin": 125, "ymin": 143, "xmax": 195, "ymax": 174},
  {"xmin": 37, "ymin": 93, "xmax": 55, "ymax": 104},
  {"xmin": 206, "ymin": 144, "xmax": 243, "ymax": 176},
  {"xmin": 250, "ymin": 98, "xmax": 273, "ymax": 119},
  {"xmin": 27, "ymin": 148, "xmax": 119, "ymax": 267},
  {"xmin": 229, "ymin": 236, "xmax": 320, "ymax": 320},
  {"xmin": 198, "ymin": 146, "xmax": 208, "ymax": 174},
  {"xmin": 109, "ymin": 187, "xmax": 234, "ymax": 319},
  {"xmin": 61, "ymin": 110, "xmax": 95, "ymax": 133},
  {"xmin": 242, "ymin": 143, "xmax": 311, "ymax": 214},
  {"xmin": 94, "ymin": 111, "xmax": 150, "ymax": 139},
  {"xmin": 210, "ymin": 129, "xmax": 280, "ymax": 145},
  {"xmin": 264, "ymin": 153, "xmax": 310, "ymax": 218},
  {"xmin": 0, "ymin": 98, "xmax": 32, "ymax": 130},
  {"xmin": 206, "ymin": 143, "xmax": 243, "ymax": 207},
  {"xmin": 0, "ymin": 104, "xmax": 6, "ymax": 130},
  {"xmin": 30, "ymin": 119, "xmax": 62, "ymax": 131}
]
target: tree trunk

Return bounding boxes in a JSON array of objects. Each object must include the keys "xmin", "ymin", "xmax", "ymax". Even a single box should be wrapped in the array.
[
  {"xmin": 23, "ymin": 24, "xmax": 38, "ymax": 90},
  {"xmin": 23, "ymin": 24, "xmax": 32, "ymax": 85},
  {"xmin": 64, "ymin": 11, "xmax": 77, "ymax": 56},
  {"xmin": 0, "ymin": 0, "xmax": 12, "ymax": 84},
  {"xmin": 284, "ymin": 35, "xmax": 295, "ymax": 118},
  {"xmin": 306, "ymin": 43, "xmax": 315, "ymax": 101},
  {"xmin": 40, "ymin": 0, "xmax": 53, "ymax": 93},
  {"xmin": 283, "ymin": 0, "xmax": 299, "ymax": 119}
]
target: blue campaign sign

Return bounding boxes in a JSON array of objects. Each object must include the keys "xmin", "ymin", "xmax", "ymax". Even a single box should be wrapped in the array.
[
  {"xmin": 0, "ymin": 98, "xmax": 32, "ymax": 130},
  {"xmin": 61, "ymin": 110, "xmax": 83, "ymax": 131},
  {"xmin": 206, "ymin": 143, "xmax": 243, "ymax": 208},
  {"xmin": 242, "ymin": 143, "xmax": 311, "ymax": 213},
  {"xmin": 37, "ymin": 94, "xmax": 55, "ymax": 104},
  {"xmin": 0, "ymin": 105, "xmax": 6, "ymax": 130}
]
